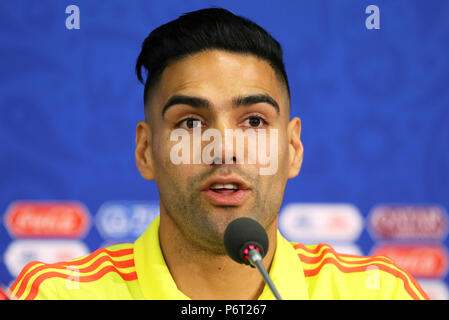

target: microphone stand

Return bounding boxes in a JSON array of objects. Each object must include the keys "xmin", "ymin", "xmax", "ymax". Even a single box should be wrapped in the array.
[{"xmin": 248, "ymin": 249, "xmax": 282, "ymax": 300}]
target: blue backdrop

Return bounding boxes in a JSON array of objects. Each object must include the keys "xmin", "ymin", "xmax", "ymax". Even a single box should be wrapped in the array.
[{"xmin": 1, "ymin": 0, "xmax": 448, "ymax": 298}]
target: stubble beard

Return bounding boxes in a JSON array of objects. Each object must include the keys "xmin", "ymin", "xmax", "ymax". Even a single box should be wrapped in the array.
[{"xmin": 159, "ymin": 166, "xmax": 279, "ymax": 257}]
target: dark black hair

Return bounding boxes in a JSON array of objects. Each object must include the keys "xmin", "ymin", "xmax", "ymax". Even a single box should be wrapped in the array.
[{"xmin": 135, "ymin": 7, "xmax": 290, "ymax": 109}]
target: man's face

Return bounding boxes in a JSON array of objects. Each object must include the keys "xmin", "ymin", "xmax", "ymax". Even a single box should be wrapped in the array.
[{"xmin": 136, "ymin": 50, "xmax": 302, "ymax": 254}]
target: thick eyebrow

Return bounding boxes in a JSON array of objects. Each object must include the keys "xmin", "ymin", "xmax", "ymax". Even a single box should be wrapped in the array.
[
  {"xmin": 162, "ymin": 95, "xmax": 212, "ymax": 117},
  {"xmin": 161, "ymin": 93, "xmax": 280, "ymax": 117},
  {"xmin": 232, "ymin": 94, "xmax": 280, "ymax": 114}
]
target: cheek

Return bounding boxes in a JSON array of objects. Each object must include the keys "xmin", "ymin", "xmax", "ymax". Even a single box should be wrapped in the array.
[
  {"xmin": 151, "ymin": 130, "xmax": 175, "ymax": 176},
  {"xmin": 279, "ymin": 135, "xmax": 290, "ymax": 164},
  {"xmin": 153, "ymin": 127, "xmax": 182, "ymax": 165},
  {"xmin": 152, "ymin": 131, "xmax": 201, "ymax": 186},
  {"xmin": 272, "ymin": 131, "xmax": 290, "ymax": 177}
]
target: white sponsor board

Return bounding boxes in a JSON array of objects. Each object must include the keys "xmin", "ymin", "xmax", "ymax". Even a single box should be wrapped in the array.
[
  {"xmin": 4, "ymin": 240, "xmax": 89, "ymax": 277},
  {"xmin": 95, "ymin": 201, "xmax": 159, "ymax": 241},
  {"xmin": 279, "ymin": 203, "xmax": 363, "ymax": 242},
  {"xmin": 417, "ymin": 280, "xmax": 449, "ymax": 300},
  {"xmin": 331, "ymin": 244, "xmax": 363, "ymax": 256}
]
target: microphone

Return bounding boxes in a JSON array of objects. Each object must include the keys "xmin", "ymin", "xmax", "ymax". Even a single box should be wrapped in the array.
[{"xmin": 223, "ymin": 217, "xmax": 282, "ymax": 300}]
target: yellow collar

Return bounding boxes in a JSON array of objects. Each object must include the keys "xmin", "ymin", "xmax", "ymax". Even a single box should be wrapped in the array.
[{"xmin": 134, "ymin": 216, "xmax": 309, "ymax": 300}]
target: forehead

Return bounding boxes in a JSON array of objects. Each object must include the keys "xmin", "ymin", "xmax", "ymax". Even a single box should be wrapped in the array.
[{"xmin": 152, "ymin": 50, "xmax": 288, "ymax": 114}]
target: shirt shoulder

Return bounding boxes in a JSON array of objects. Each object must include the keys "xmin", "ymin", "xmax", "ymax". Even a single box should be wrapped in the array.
[
  {"xmin": 292, "ymin": 242, "xmax": 429, "ymax": 300},
  {"xmin": 8, "ymin": 243, "xmax": 141, "ymax": 300}
]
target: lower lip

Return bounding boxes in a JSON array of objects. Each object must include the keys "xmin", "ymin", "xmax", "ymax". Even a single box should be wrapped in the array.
[{"xmin": 201, "ymin": 189, "xmax": 250, "ymax": 206}]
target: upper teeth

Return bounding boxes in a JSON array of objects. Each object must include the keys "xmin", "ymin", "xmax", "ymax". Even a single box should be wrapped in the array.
[{"xmin": 210, "ymin": 183, "xmax": 239, "ymax": 190}]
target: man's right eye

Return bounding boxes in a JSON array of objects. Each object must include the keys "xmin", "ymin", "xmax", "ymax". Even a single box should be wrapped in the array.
[{"xmin": 177, "ymin": 118, "xmax": 204, "ymax": 129}]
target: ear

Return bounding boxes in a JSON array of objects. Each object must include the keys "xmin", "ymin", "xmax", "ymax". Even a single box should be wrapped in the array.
[
  {"xmin": 287, "ymin": 117, "xmax": 303, "ymax": 179},
  {"xmin": 135, "ymin": 121, "xmax": 155, "ymax": 180}
]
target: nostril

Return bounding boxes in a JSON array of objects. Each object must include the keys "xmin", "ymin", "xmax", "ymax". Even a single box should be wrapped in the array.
[{"xmin": 212, "ymin": 156, "xmax": 238, "ymax": 165}]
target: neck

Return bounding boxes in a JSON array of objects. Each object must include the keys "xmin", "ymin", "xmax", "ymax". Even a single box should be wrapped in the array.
[{"xmin": 158, "ymin": 212, "xmax": 278, "ymax": 300}]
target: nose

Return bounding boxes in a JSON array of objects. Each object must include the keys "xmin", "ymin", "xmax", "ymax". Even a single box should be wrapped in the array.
[{"xmin": 208, "ymin": 120, "xmax": 240, "ymax": 165}]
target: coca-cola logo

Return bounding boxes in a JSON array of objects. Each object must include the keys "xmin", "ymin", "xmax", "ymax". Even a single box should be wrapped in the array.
[
  {"xmin": 368, "ymin": 205, "xmax": 448, "ymax": 240},
  {"xmin": 4, "ymin": 201, "xmax": 91, "ymax": 238},
  {"xmin": 372, "ymin": 244, "xmax": 449, "ymax": 278}
]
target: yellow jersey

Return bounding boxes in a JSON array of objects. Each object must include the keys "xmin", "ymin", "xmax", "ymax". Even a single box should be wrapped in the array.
[{"xmin": 8, "ymin": 216, "xmax": 428, "ymax": 300}]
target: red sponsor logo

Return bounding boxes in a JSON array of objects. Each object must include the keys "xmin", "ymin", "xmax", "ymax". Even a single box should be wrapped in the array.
[
  {"xmin": 368, "ymin": 205, "xmax": 448, "ymax": 239},
  {"xmin": 372, "ymin": 244, "xmax": 448, "ymax": 278},
  {"xmin": 4, "ymin": 201, "xmax": 90, "ymax": 238},
  {"xmin": 0, "ymin": 287, "xmax": 10, "ymax": 300}
]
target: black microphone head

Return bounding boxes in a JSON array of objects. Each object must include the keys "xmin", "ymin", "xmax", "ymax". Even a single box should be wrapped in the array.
[{"xmin": 223, "ymin": 217, "xmax": 269, "ymax": 266}]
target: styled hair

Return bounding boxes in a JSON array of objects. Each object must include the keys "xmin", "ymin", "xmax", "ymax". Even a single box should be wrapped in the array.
[{"xmin": 135, "ymin": 7, "xmax": 290, "ymax": 109}]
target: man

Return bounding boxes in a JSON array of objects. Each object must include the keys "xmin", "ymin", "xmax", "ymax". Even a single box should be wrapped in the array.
[{"xmin": 9, "ymin": 8, "xmax": 428, "ymax": 300}]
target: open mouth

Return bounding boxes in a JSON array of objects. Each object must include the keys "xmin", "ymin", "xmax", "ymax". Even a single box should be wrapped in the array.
[
  {"xmin": 209, "ymin": 183, "xmax": 240, "ymax": 195},
  {"xmin": 201, "ymin": 178, "xmax": 251, "ymax": 206}
]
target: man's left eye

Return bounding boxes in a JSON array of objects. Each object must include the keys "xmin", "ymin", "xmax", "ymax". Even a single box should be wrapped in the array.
[{"xmin": 244, "ymin": 116, "xmax": 267, "ymax": 128}]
